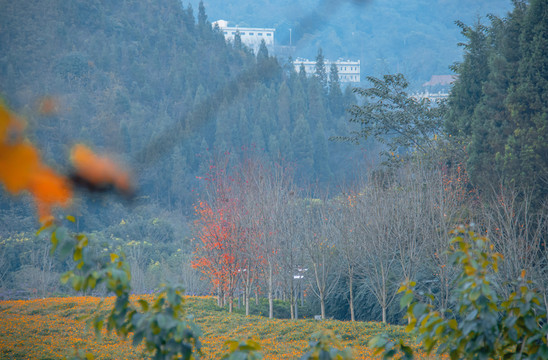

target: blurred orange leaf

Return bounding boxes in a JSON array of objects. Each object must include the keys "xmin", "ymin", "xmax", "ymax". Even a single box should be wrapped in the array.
[
  {"xmin": 0, "ymin": 103, "xmax": 72, "ymax": 224},
  {"xmin": 30, "ymin": 166, "xmax": 72, "ymax": 223},
  {"xmin": 0, "ymin": 142, "xmax": 40, "ymax": 193},
  {"xmin": 71, "ymin": 144, "xmax": 132, "ymax": 193}
]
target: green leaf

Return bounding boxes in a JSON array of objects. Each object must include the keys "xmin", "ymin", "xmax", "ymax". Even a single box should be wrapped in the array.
[
  {"xmin": 60, "ymin": 271, "xmax": 72, "ymax": 284},
  {"xmin": 50, "ymin": 230, "xmax": 58, "ymax": 255},
  {"xmin": 138, "ymin": 299, "xmax": 149, "ymax": 312},
  {"xmin": 74, "ymin": 247, "xmax": 82, "ymax": 262},
  {"xmin": 400, "ymin": 292, "xmax": 413, "ymax": 309},
  {"xmin": 132, "ymin": 330, "xmax": 145, "ymax": 346}
]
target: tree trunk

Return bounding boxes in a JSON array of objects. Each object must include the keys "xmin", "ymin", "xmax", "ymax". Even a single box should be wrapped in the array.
[
  {"xmin": 382, "ymin": 305, "xmax": 387, "ymax": 323},
  {"xmin": 349, "ymin": 272, "xmax": 355, "ymax": 322},
  {"xmin": 290, "ymin": 295, "xmax": 295, "ymax": 319},
  {"xmin": 320, "ymin": 294, "xmax": 326, "ymax": 320},
  {"xmin": 268, "ymin": 262, "xmax": 274, "ymax": 319},
  {"xmin": 255, "ymin": 287, "xmax": 259, "ymax": 305}
]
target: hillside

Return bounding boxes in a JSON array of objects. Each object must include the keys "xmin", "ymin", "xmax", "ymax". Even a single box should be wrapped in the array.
[
  {"xmin": 0, "ymin": 295, "xmax": 419, "ymax": 359},
  {"xmin": 199, "ymin": 0, "xmax": 514, "ymax": 85},
  {"xmin": 0, "ymin": 0, "xmax": 364, "ymax": 234}
]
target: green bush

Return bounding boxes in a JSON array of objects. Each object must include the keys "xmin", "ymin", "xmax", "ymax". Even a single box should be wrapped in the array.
[{"xmin": 370, "ymin": 226, "xmax": 548, "ymax": 360}]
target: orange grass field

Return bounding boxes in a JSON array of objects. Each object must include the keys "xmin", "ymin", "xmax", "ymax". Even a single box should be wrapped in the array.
[{"xmin": 0, "ymin": 295, "xmax": 433, "ymax": 359}]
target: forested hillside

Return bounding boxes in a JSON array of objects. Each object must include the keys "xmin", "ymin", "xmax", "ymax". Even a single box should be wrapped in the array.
[
  {"xmin": 0, "ymin": 0, "xmax": 362, "ymax": 231},
  {"xmin": 199, "ymin": 0, "xmax": 513, "ymax": 84}
]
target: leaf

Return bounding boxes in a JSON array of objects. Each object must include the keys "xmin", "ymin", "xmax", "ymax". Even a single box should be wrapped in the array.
[
  {"xmin": 70, "ymin": 144, "xmax": 132, "ymax": 194},
  {"xmin": 50, "ymin": 230, "xmax": 58, "ymax": 254},
  {"xmin": 400, "ymin": 292, "xmax": 413, "ymax": 309},
  {"xmin": 0, "ymin": 143, "xmax": 40, "ymax": 193},
  {"xmin": 110, "ymin": 253, "xmax": 119, "ymax": 263},
  {"xmin": 132, "ymin": 330, "xmax": 145, "ymax": 346},
  {"xmin": 66, "ymin": 215, "xmax": 76, "ymax": 223},
  {"xmin": 138, "ymin": 299, "xmax": 149, "ymax": 312}
]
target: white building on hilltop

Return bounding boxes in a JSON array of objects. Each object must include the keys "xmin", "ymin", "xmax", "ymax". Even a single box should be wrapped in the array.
[
  {"xmin": 294, "ymin": 58, "xmax": 361, "ymax": 83},
  {"xmin": 213, "ymin": 20, "xmax": 275, "ymax": 53}
]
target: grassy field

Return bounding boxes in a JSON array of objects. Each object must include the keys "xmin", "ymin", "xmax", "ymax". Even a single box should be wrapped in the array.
[{"xmin": 0, "ymin": 295, "xmax": 425, "ymax": 359}]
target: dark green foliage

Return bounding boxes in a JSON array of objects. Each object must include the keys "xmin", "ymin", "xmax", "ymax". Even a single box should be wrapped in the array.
[
  {"xmin": 0, "ymin": 0, "xmax": 357, "ymax": 229},
  {"xmin": 446, "ymin": 20, "xmax": 490, "ymax": 138},
  {"xmin": 446, "ymin": 0, "xmax": 548, "ymax": 197}
]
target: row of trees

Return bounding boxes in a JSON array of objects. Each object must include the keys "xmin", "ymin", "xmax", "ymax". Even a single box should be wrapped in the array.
[{"xmin": 191, "ymin": 149, "xmax": 548, "ymax": 324}]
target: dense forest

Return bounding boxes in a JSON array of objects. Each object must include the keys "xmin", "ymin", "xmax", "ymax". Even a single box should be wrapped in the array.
[
  {"xmin": 0, "ymin": 0, "xmax": 547, "ymax": 330},
  {"xmin": 199, "ymin": 0, "xmax": 513, "ymax": 84}
]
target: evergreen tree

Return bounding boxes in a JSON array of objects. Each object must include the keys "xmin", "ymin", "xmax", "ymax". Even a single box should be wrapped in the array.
[
  {"xmin": 278, "ymin": 127, "xmax": 294, "ymax": 162},
  {"xmin": 251, "ymin": 124, "xmax": 266, "ymax": 151},
  {"xmin": 198, "ymin": 0, "xmax": 208, "ymax": 28},
  {"xmin": 308, "ymin": 78, "xmax": 327, "ymax": 128},
  {"xmin": 234, "ymin": 30, "xmax": 243, "ymax": 50},
  {"xmin": 315, "ymin": 48, "xmax": 328, "ymax": 93},
  {"xmin": 299, "ymin": 63, "xmax": 307, "ymax": 82},
  {"xmin": 328, "ymin": 62, "xmax": 344, "ymax": 118},
  {"xmin": 267, "ymin": 134, "xmax": 280, "ymax": 159},
  {"xmin": 445, "ymin": 20, "xmax": 490, "ymax": 138},
  {"xmin": 505, "ymin": 0, "xmax": 548, "ymax": 192},
  {"xmin": 277, "ymin": 81, "xmax": 291, "ymax": 129},
  {"xmin": 467, "ymin": 6, "xmax": 524, "ymax": 188},
  {"xmin": 292, "ymin": 115, "xmax": 314, "ymax": 180},
  {"xmin": 290, "ymin": 77, "xmax": 308, "ymax": 122},
  {"xmin": 313, "ymin": 122, "xmax": 332, "ymax": 183},
  {"xmin": 257, "ymin": 39, "xmax": 269, "ymax": 63}
]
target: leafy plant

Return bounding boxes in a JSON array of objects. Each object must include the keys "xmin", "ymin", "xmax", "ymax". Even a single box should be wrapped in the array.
[
  {"xmin": 50, "ymin": 222, "xmax": 202, "ymax": 360},
  {"xmin": 300, "ymin": 330, "xmax": 353, "ymax": 360},
  {"xmin": 370, "ymin": 226, "xmax": 548, "ymax": 360},
  {"xmin": 221, "ymin": 339, "xmax": 263, "ymax": 360}
]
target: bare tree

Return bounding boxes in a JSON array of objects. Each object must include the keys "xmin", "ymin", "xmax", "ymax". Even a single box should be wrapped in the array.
[
  {"xmin": 354, "ymin": 182, "xmax": 401, "ymax": 323},
  {"xmin": 300, "ymin": 196, "xmax": 340, "ymax": 320},
  {"xmin": 332, "ymin": 190, "xmax": 363, "ymax": 321},
  {"xmin": 480, "ymin": 186, "xmax": 548, "ymax": 299}
]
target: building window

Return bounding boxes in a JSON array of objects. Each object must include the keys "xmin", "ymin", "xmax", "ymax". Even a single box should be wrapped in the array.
[
  {"xmin": 258, "ymin": 33, "xmax": 262, "ymax": 36},
  {"xmin": 224, "ymin": 31, "xmax": 228, "ymax": 34},
  {"xmin": 241, "ymin": 32, "xmax": 245, "ymax": 35},
  {"xmin": 267, "ymin": 33, "xmax": 271, "ymax": 36},
  {"xmin": 249, "ymin": 32, "xmax": 254, "ymax": 35},
  {"xmin": 232, "ymin": 32, "xmax": 236, "ymax": 35}
]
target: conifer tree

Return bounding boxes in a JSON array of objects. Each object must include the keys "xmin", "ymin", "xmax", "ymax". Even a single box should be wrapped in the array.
[
  {"xmin": 445, "ymin": 20, "xmax": 489, "ymax": 138},
  {"xmin": 505, "ymin": 0, "xmax": 548, "ymax": 192},
  {"xmin": 313, "ymin": 122, "xmax": 332, "ymax": 183},
  {"xmin": 315, "ymin": 48, "xmax": 328, "ymax": 93},
  {"xmin": 198, "ymin": 0, "xmax": 208, "ymax": 28},
  {"xmin": 292, "ymin": 115, "xmax": 314, "ymax": 180},
  {"xmin": 328, "ymin": 63, "xmax": 344, "ymax": 118},
  {"xmin": 257, "ymin": 39, "xmax": 269, "ymax": 63}
]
